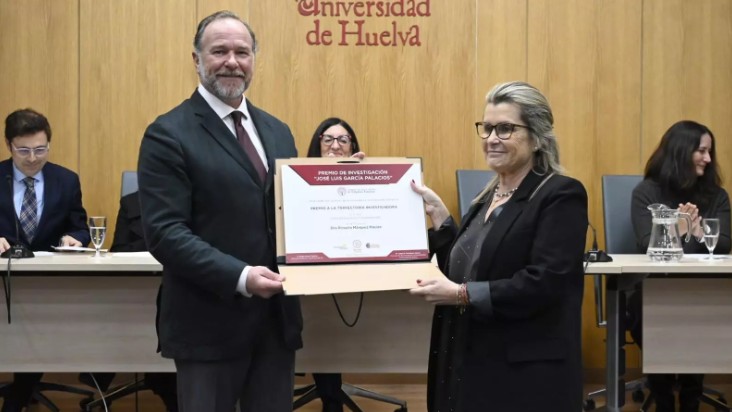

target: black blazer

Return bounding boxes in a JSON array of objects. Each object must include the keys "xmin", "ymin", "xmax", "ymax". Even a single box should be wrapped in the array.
[
  {"xmin": 0, "ymin": 159, "xmax": 90, "ymax": 250},
  {"xmin": 138, "ymin": 90, "xmax": 302, "ymax": 361},
  {"xmin": 428, "ymin": 171, "xmax": 588, "ymax": 412}
]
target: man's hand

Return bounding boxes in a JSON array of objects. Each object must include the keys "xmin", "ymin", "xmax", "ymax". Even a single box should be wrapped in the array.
[
  {"xmin": 246, "ymin": 266, "xmax": 285, "ymax": 298},
  {"xmin": 0, "ymin": 237, "xmax": 10, "ymax": 253},
  {"xmin": 59, "ymin": 235, "xmax": 83, "ymax": 247}
]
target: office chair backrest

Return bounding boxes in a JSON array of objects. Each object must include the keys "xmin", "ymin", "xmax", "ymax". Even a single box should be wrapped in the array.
[
  {"xmin": 601, "ymin": 175, "xmax": 643, "ymax": 254},
  {"xmin": 121, "ymin": 171, "xmax": 138, "ymax": 197},
  {"xmin": 456, "ymin": 169, "xmax": 496, "ymax": 218}
]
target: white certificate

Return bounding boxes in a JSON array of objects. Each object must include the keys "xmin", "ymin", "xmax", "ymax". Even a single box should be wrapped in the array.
[{"xmin": 281, "ymin": 161, "xmax": 429, "ymax": 264}]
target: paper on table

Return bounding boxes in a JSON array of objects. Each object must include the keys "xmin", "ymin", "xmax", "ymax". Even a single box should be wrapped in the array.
[{"xmin": 52, "ymin": 246, "xmax": 108, "ymax": 252}]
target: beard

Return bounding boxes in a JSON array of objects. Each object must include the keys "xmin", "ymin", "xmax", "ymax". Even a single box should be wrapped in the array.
[{"xmin": 197, "ymin": 60, "xmax": 250, "ymax": 102}]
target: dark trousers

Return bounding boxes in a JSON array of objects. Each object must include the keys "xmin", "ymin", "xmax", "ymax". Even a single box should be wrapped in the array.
[
  {"xmin": 312, "ymin": 373, "xmax": 344, "ymax": 412},
  {"xmin": 627, "ymin": 288, "xmax": 703, "ymax": 412},
  {"xmin": 1, "ymin": 373, "xmax": 42, "ymax": 412},
  {"xmin": 174, "ymin": 323, "xmax": 295, "ymax": 412}
]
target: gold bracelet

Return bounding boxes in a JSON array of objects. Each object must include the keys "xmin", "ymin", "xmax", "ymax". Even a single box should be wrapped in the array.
[
  {"xmin": 461, "ymin": 283, "xmax": 470, "ymax": 305},
  {"xmin": 457, "ymin": 283, "xmax": 470, "ymax": 314}
]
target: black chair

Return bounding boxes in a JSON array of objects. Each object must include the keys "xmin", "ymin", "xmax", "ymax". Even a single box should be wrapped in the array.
[
  {"xmin": 293, "ymin": 379, "xmax": 407, "ymax": 412},
  {"xmin": 455, "ymin": 169, "xmax": 496, "ymax": 218},
  {"xmin": 584, "ymin": 175, "xmax": 729, "ymax": 412},
  {"xmin": 31, "ymin": 381, "xmax": 95, "ymax": 412},
  {"xmin": 120, "ymin": 170, "xmax": 138, "ymax": 197},
  {"xmin": 0, "ymin": 380, "xmax": 90, "ymax": 412},
  {"xmin": 584, "ymin": 175, "xmax": 648, "ymax": 411}
]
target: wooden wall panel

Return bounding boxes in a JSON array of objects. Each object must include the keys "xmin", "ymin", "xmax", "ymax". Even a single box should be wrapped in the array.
[
  {"xmin": 474, "ymin": 0, "xmax": 528, "ymax": 168},
  {"xmin": 249, "ymin": 0, "xmax": 475, "ymax": 215},
  {"xmin": 642, "ymin": 0, "xmax": 732, "ymax": 195},
  {"xmin": 196, "ymin": 0, "xmax": 249, "ymax": 22},
  {"xmin": 591, "ymin": 0, "xmax": 644, "ymax": 369},
  {"xmin": 528, "ymin": 0, "xmax": 597, "ymax": 185},
  {"xmin": 596, "ymin": 0, "xmax": 643, "ymax": 176},
  {"xmin": 0, "ymin": 0, "xmax": 79, "ymax": 171},
  {"xmin": 528, "ymin": 0, "xmax": 603, "ymax": 369},
  {"xmin": 78, "ymin": 0, "xmax": 197, "ymax": 244}
]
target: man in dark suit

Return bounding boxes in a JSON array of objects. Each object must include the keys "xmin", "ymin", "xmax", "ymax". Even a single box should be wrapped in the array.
[
  {"xmin": 0, "ymin": 108, "xmax": 90, "ymax": 412},
  {"xmin": 137, "ymin": 10, "xmax": 302, "ymax": 412}
]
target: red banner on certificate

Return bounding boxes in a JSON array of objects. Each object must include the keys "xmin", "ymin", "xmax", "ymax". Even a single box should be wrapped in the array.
[
  {"xmin": 288, "ymin": 164, "xmax": 413, "ymax": 185},
  {"xmin": 280, "ymin": 160, "xmax": 429, "ymax": 264}
]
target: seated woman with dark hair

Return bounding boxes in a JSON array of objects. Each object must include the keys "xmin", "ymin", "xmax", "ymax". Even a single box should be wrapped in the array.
[{"xmin": 630, "ymin": 120, "xmax": 731, "ymax": 412}]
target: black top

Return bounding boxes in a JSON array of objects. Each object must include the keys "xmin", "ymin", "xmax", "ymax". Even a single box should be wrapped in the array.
[{"xmin": 631, "ymin": 178, "xmax": 731, "ymax": 254}]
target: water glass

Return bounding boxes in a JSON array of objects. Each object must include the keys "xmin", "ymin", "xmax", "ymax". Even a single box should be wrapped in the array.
[
  {"xmin": 88, "ymin": 216, "xmax": 107, "ymax": 258},
  {"xmin": 702, "ymin": 218, "xmax": 720, "ymax": 260}
]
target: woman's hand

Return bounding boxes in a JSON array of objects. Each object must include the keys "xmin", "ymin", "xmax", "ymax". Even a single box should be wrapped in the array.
[
  {"xmin": 409, "ymin": 277, "xmax": 461, "ymax": 305},
  {"xmin": 410, "ymin": 180, "xmax": 450, "ymax": 229},
  {"xmin": 678, "ymin": 202, "xmax": 703, "ymax": 239}
]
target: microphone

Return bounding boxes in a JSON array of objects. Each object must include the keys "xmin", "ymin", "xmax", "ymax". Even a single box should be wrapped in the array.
[
  {"xmin": 1, "ymin": 175, "xmax": 34, "ymax": 259},
  {"xmin": 583, "ymin": 222, "xmax": 612, "ymax": 262}
]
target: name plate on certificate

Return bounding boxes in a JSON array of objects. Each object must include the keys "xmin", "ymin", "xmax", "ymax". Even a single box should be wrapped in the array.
[{"xmin": 277, "ymin": 158, "xmax": 429, "ymax": 264}]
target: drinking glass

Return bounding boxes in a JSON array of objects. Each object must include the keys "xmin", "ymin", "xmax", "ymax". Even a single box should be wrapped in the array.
[
  {"xmin": 702, "ymin": 218, "xmax": 720, "ymax": 261},
  {"xmin": 88, "ymin": 216, "xmax": 107, "ymax": 258}
]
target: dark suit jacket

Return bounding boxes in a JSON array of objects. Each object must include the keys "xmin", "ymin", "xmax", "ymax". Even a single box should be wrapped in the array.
[
  {"xmin": 428, "ymin": 171, "xmax": 588, "ymax": 412},
  {"xmin": 137, "ymin": 90, "xmax": 302, "ymax": 361},
  {"xmin": 0, "ymin": 159, "xmax": 90, "ymax": 250},
  {"xmin": 110, "ymin": 191, "xmax": 145, "ymax": 252}
]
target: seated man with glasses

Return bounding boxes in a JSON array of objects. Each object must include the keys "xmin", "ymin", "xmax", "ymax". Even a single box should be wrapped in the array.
[{"xmin": 0, "ymin": 108, "xmax": 90, "ymax": 412}]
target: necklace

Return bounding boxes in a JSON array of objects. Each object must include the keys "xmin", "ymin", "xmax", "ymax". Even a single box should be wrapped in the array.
[{"xmin": 494, "ymin": 184, "xmax": 517, "ymax": 199}]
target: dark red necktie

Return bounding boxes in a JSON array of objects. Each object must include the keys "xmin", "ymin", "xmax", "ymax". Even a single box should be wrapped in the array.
[{"xmin": 230, "ymin": 111, "xmax": 267, "ymax": 183}]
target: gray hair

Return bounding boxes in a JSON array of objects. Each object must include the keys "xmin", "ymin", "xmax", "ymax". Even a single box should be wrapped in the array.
[
  {"xmin": 193, "ymin": 10, "xmax": 258, "ymax": 54},
  {"xmin": 474, "ymin": 81, "xmax": 564, "ymax": 204}
]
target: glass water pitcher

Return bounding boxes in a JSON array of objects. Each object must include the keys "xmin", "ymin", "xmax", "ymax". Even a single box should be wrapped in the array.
[{"xmin": 646, "ymin": 203, "xmax": 693, "ymax": 262}]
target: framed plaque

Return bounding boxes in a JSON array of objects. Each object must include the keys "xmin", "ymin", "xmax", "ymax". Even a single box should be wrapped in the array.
[{"xmin": 275, "ymin": 157, "xmax": 442, "ymax": 295}]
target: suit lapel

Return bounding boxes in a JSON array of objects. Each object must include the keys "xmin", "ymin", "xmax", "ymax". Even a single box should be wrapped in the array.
[{"xmin": 190, "ymin": 91, "xmax": 263, "ymax": 187}]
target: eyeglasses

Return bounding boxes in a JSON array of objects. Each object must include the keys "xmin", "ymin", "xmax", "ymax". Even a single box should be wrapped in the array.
[
  {"xmin": 11, "ymin": 144, "xmax": 50, "ymax": 157},
  {"xmin": 474, "ymin": 122, "xmax": 530, "ymax": 140},
  {"xmin": 320, "ymin": 134, "xmax": 352, "ymax": 146}
]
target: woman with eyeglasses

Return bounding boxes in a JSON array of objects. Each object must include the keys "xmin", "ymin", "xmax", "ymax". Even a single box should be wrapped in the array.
[
  {"xmin": 303, "ymin": 117, "xmax": 361, "ymax": 412},
  {"xmin": 306, "ymin": 117, "xmax": 361, "ymax": 158},
  {"xmin": 409, "ymin": 81, "xmax": 588, "ymax": 412}
]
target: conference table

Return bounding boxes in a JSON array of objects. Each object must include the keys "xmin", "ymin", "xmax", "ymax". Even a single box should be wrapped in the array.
[
  {"xmin": 0, "ymin": 252, "xmax": 434, "ymax": 374},
  {"xmin": 2, "ymin": 252, "xmax": 730, "ymax": 412},
  {"xmin": 584, "ymin": 254, "xmax": 732, "ymax": 412}
]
